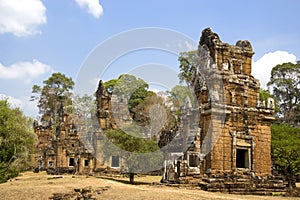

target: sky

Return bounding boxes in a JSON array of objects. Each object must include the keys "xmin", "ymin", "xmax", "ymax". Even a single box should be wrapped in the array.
[{"xmin": 0, "ymin": 0, "xmax": 299, "ymax": 118}]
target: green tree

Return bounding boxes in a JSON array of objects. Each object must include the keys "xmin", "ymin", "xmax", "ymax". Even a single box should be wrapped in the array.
[
  {"xmin": 31, "ymin": 72, "xmax": 74, "ymax": 125},
  {"xmin": 73, "ymin": 94, "xmax": 97, "ymax": 143},
  {"xmin": 131, "ymin": 93, "xmax": 162, "ymax": 127},
  {"xmin": 267, "ymin": 61, "xmax": 300, "ymax": 126},
  {"xmin": 178, "ymin": 50, "xmax": 199, "ymax": 85},
  {"xmin": 104, "ymin": 74, "xmax": 153, "ymax": 120},
  {"xmin": 130, "ymin": 93, "xmax": 177, "ymax": 140},
  {"xmin": 168, "ymin": 85, "xmax": 196, "ymax": 110},
  {"xmin": 111, "ymin": 74, "xmax": 151, "ymax": 110},
  {"xmin": 73, "ymin": 94, "xmax": 96, "ymax": 122},
  {"xmin": 259, "ymin": 89, "xmax": 280, "ymax": 113},
  {"xmin": 271, "ymin": 124, "xmax": 300, "ymax": 193},
  {"xmin": 0, "ymin": 100, "xmax": 35, "ymax": 183},
  {"xmin": 103, "ymin": 127, "xmax": 162, "ymax": 183},
  {"xmin": 103, "ymin": 79, "xmax": 117, "ymax": 94}
]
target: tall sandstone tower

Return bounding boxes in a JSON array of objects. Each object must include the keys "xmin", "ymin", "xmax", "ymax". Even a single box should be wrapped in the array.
[{"xmin": 193, "ymin": 28, "xmax": 275, "ymax": 176}]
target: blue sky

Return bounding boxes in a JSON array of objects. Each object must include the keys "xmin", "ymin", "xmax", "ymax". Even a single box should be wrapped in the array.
[{"xmin": 0, "ymin": 0, "xmax": 299, "ymax": 117}]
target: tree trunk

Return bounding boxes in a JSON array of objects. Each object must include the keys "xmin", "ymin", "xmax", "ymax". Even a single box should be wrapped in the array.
[
  {"xmin": 129, "ymin": 173, "xmax": 134, "ymax": 184},
  {"xmin": 287, "ymin": 174, "xmax": 296, "ymax": 196}
]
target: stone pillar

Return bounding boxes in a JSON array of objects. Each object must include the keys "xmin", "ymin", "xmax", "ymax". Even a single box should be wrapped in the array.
[{"xmin": 230, "ymin": 131, "xmax": 237, "ymax": 171}]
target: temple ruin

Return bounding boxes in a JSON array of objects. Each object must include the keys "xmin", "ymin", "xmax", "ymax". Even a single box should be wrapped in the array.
[
  {"xmin": 160, "ymin": 28, "xmax": 286, "ymax": 194},
  {"xmin": 32, "ymin": 28, "xmax": 287, "ymax": 195}
]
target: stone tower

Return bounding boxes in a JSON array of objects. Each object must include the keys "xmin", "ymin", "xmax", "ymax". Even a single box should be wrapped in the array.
[
  {"xmin": 193, "ymin": 28, "xmax": 275, "ymax": 176},
  {"xmin": 95, "ymin": 80, "xmax": 133, "ymax": 130}
]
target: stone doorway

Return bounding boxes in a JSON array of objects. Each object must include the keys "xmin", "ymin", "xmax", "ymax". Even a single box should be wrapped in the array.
[{"xmin": 236, "ymin": 148, "xmax": 250, "ymax": 169}]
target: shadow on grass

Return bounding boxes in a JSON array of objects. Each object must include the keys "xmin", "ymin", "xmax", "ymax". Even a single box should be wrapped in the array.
[{"xmin": 97, "ymin": 176, "xmax": 157, "ymax": 185}]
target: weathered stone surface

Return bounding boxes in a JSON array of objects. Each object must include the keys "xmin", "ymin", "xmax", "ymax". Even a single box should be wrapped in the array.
[
  {"xmin": 162, "ymin": 28, "xmax": 286, "ymax": 195},
  {"xmin": 191, "ymin": 27, "xmax": 274, "ymax": 175},
  {"xmin": 33, "ymin": 113, "xmax": 101, "ymax": 175},
  {"xmin": 33, "ymin": 27, "xmax": 286, "ymax": 195},
  {"xmin": 96, "ymin": 80, "xmax": 132, "ymax": 130}
]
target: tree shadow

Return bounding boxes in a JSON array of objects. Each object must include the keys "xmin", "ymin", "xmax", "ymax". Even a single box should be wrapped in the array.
[{"xmin": 97, "ymin": 176, "xmax": 156, "ymax": 185}]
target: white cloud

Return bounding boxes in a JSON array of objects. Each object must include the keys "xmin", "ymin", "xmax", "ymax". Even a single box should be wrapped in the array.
[
  {"xmin": 22, "ymin": 96, "xmax": 39, "ymax": 117},
  {"xmin": 0, "ymin": 59, "xmax": 52, "ymax": 83},
  {"xmin": 0, "ymin": 94, "xmax": 39, "ymax": 117},
  {"xmin": 0, "ymin": 94, "xmax": 23, "ymax": 108},
  {"xmin": 75, "ymin": 0, "xmax": 103, "ymax": 18},
  {"xmin": 0, "ymin": 0, "xmax": 47, "ymax": 37},
  {"xmin": 252, "ymin": 51, "xmax": 297, "ymax": 89}
]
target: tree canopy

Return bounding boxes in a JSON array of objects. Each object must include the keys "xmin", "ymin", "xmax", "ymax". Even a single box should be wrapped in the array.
[
  {"xmin": 104, "ymin": 74, "xmax": 155, "ymax": 124},
  {"xmin": 31, "ymin": 72, "xmax": 74, "ymax": 124},
  {"xmin": 103, "ymin": 127, "xmax": 162, "ymax": 183},
  {"xmin": 267, "ymin": 61, "xmax": 300, "ymax": 126},
  {"xmin": 0, "ymin": 100, "xmax": 35, "ymax": 183},
  {"xmin": 267, "ymin": 61, "xmax": 300, "ymax": 192},
  {"xmin": 178, "ymin": 50, "xmax": 199, "ymax": 85},
  {"xmin": 168, "ymin": 85, "xmax": 196, "ymax": 109},
  {"xmin": 271, "ymin": 124, "xmax": 300, "ymax": 190}
]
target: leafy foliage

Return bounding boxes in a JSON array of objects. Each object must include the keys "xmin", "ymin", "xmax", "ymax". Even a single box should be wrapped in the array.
[
  {"xmin": 73, "ymin": 94, "xmax": 97, "ymax": 133},
  {"xmin": 0, "ymin": 100, "xmax": 35, "ymax": 183},
  {"xmin": 259, "ymin": 89, "xmax": 280, "ymax": 113},
  {"xmin": 31, "ymin": 72, "xmax": 74, "ymax": 123},
  {"xmin": 267, "ymin": 61, "xmax": 300, "ymax": 126},
  {"xmin": 168, "ymin": 85, "xmax": 196, "ymax": 109},
  {"xmin": 131, "ymin": 93, "xmax": 177, "ymax": 139},
  {"xmin": 271, "ymin": 124, "xmax": 300, "ymax": 188},
  {"xmin": 104, "ymin": 74, "xmax": 151, "ymax": 109},
  {"xmin": 178, "ymin": 50, "xmax": 199, "ymax": 85},
  {"xmin": 103, "ymin": 79, "xmax": 117, "ymax": 93},
  {"xmin": 104, "ymin": 74, "xmax": 155, "ymax": 124},
  {"xmin": 131, "ymin": 93, "xmax": 162, "ymax": 126},
  {"xmin": 103, "ymin": 127, "xmax": 162, "ymax": 183}
]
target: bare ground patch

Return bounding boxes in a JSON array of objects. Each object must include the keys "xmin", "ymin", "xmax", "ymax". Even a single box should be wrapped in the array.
[{"xmin": 0, "ymin": 172, "xmax": 299, "ymax": 200}]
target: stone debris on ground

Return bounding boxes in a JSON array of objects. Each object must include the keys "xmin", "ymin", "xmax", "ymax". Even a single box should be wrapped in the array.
[{"xmin": 49, "ymin": 186, "xmax": 111, "ymax": 200}]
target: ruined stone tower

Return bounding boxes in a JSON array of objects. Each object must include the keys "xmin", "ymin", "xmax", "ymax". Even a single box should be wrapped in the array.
[
  {"xmin": 159, "ymin": 28, "xmax": 288, "ymax": 195},
  {"xmin": 193, "ymin": 28, "xmax": 275, "ymax": 176},
  {"xmin": 95, "ymin": 80, "xmax": 133, "ymax": 130}
]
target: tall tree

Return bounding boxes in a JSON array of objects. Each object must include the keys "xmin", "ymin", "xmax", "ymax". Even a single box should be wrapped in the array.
[
  {"xmin": 267, "ymin": 61, "xmax": 300, "ymax": 126},
  {"xmin": 73, "ymin": 94, "xmax": 96, "ymax": 124},
  {"xmin": 178, "ymin": 50, "xmax": 199, "ymax": 86},
  {"xmin": 104, "ymin": 74, "xmax": 153, "ymax": 120},
  {"xmin": 271, "ymin": 124, "xmax": 300, "ymax": 193},
  {"xmin": 73, "ymin": 94, "xmax": 97, "ymax": 143},
  {"xmin": 31, "ymin": 72, "xmax": 74, "ymax": 125},
  {"xmin": 0, "ymin": 100, "xmax": 35, "ymax": 183}
]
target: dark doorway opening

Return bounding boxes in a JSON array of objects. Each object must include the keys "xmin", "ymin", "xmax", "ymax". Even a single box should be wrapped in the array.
[
  {"xmin": 84, "ymin": 159, "xmax": 89, "ymax": 167},
  {"xmin": 236, "ymin": 149, "xmax": 250, "ymax": 168},
  {"xmin": 111, "ymin": 156, "xmax": 119, "ymax": 167},
  {"xmin": 69, "ymin": 157, "xmax": 75, "ymax": 166},
  {"xmin": 189, "ymin": 154, "xmax": 198, "ymax": 167}
]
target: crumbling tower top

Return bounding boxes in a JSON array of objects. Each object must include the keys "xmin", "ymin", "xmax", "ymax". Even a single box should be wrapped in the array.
[{"xmin": 199, "ymin": 28, "xmax": 254, "ymax": 76}]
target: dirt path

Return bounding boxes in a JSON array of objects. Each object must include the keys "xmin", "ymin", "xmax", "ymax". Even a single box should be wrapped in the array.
[{"xmin": 0, "ymin": 172, "xmax": 299, "ymax": 200}]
